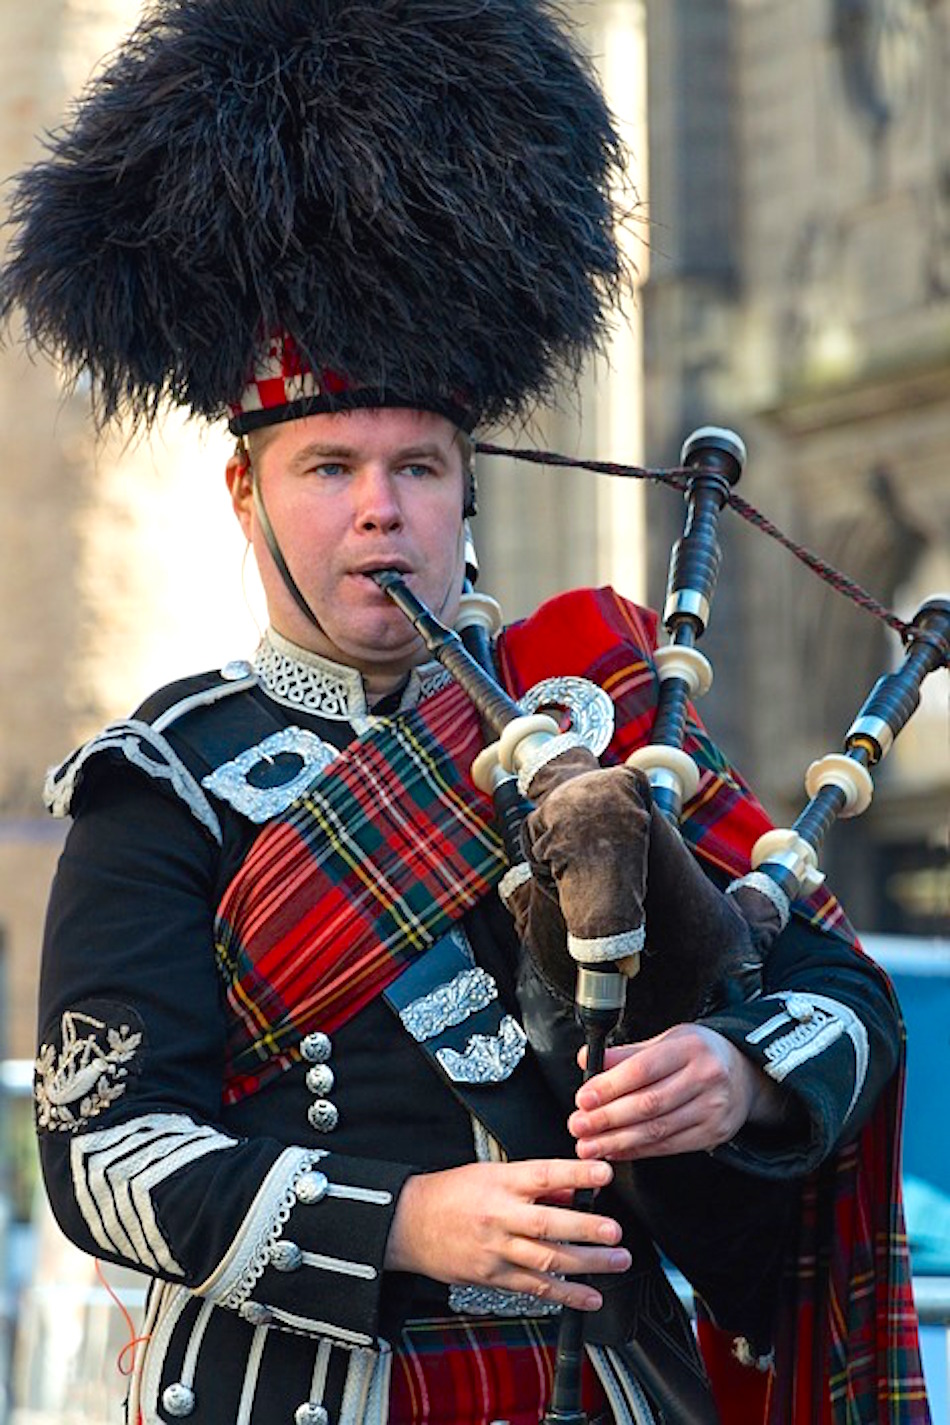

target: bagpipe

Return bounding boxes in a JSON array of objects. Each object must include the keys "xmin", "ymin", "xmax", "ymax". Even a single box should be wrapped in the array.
[{"xmin": 371, "ymin": 428, "xmax": 949, "ymax": 1425}]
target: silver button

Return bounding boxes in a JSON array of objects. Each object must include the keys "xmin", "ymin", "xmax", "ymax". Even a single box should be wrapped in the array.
[
  {"xmin": 301, "ymin": 1032, "xmax": 332, "ymax": 1064},
  {"xmin": 239, "ymin": 1301, "xmax": 274, "ymax": 1326},
  {"xmin": 295, "ymin": 1406, "xmax": 330, "ymax": 1425},
  {"xmin": 295, "ymin": 1171, "xmax": 330, "ymax": 1205},
  {"xmin": 785, "ymin": 995, "xmax": 815, "ymax": 1022},
  {"xmin": 308, "ymin": 1099, "xmax": 339, "ymax": 1133},
  {"xmin": 306, "ymin": 1064, "xmax": 335, "ymax": 1096},
  {"xmin": 162, "ymin": 1383, "xmax": 196, "ymax": 1418},
  {"xmin": 221, "ymin": 659, "xmax": 254, "ymax": 681},
  {"xmin": 270, "ymin": 1240, "xmax": 304, "ymax": 1272}
]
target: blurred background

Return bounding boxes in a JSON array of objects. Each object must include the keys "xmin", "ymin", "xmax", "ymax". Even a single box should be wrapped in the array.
[{"xmin": 0, "ymin": 0, "xmax": 947, "ymax": 1420}]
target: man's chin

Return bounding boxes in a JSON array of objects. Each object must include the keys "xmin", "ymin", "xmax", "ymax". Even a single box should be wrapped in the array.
[{"xmin": 330, "ymin": 620, "xmax": 427, "ymax": 677}]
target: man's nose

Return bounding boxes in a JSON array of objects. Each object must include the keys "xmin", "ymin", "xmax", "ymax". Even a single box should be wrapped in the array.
[{"xmin": 354, "ymin": 467, "xmax": 403, "ymax": 530}]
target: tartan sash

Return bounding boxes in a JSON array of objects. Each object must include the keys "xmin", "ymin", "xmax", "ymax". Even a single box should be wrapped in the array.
[{"xmin": 215, "ymin": 679, "xmax": 507, "ymax": 1103}]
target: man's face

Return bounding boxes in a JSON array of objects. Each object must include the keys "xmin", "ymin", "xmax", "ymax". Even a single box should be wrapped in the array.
[{"xmin": 227, "ymin": 407, "xmax": 468, "ymax": 689}]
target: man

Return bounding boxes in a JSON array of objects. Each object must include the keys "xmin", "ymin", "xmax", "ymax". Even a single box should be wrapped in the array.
[
  {"xmin": 2, "ymin": 0, "xmax": 927, "ymax": 1421},
  {"xmin": 222, "ymin": 406, "xmax": 797, "ymax": 1280}
]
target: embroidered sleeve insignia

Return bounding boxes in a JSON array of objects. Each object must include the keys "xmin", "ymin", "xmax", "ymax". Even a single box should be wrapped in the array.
[{"xmin": 34, "ymin": 1002, "xmax": 145, "ymax": 1133}]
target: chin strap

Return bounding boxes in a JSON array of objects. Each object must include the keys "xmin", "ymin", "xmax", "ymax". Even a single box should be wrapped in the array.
[{"xmin": 240, "ymin": 444, "xmax": 324, "ymax": 631}]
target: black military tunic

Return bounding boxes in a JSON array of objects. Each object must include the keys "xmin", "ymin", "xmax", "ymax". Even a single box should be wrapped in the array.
[{"xmin": 34, "ymin": 627, "xmax": 899, "ymax": 1424}]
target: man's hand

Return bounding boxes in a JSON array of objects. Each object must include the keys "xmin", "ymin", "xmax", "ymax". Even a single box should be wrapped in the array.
[
  {"xmin": 384, "ymin": 1158, "xmax": 632, "ymax": 1311},
  {"xmin": 569, "ymin": 1024, "xmax": 786, "ymax": 1160}
]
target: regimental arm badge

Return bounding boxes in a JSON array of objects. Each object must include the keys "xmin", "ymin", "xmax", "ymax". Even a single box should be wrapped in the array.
[{"xmin": 35, "ymin": 1003, "xmax": 145, "ymax": 1133}]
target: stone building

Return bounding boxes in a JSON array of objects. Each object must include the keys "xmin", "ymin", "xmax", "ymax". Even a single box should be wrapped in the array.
[
  {"xmin": 642, "ymin": 0, "xmax": 950, "ymax": 934},
  {"xmin": 0, "ymin": 3, "xmax": 254, "ymax": 1071}
]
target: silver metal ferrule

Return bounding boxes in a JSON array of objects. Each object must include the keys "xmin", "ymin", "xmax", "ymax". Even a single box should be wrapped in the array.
[
  {"xmin": 663, "ymin": 588, "xmax": 711, "ymax": 627},
  {"xmin": 575, "ymin": 966, "xmax": 627, "ymax": 1014},
  {"xmin": 846, "ymin": 713, "xmax": 894, "ymax": 759},
  {"xmin": 646, "ymin": 765, "xmax": 686, "ymax": 801},
  {"xmin": 759, "ymin": 846, "xmax": 815, "ymax": 885}
]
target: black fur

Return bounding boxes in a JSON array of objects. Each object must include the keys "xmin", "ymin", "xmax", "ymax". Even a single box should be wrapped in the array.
[{"xmin": 1, "ymin": 0, "xmax": 634, "ymax": 430}]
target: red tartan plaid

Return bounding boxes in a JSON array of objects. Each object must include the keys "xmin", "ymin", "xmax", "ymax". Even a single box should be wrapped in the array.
[
  {"xmin": 765, "ymin": 1060, "xmax": 930, "ymax": 1424},
  {"xmin": 388, "ymin": 1316, "xmax": 609, "ymax": 1424},
  {"xmin": 215, "ymin": 680, "xmax": 507, "ymax": 1101}
]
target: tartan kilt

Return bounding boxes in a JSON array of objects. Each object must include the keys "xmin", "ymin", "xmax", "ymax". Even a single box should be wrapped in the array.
[{"xmin": 388, "ymin": 1316, "xmax": 611, "ymax": 1424}]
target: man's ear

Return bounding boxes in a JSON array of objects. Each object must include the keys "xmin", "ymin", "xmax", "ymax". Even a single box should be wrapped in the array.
[{"xmin": 225, "ymin": 448, "xmax": 254, "ymax": 539}]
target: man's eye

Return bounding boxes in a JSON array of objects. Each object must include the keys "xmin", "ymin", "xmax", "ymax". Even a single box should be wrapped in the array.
[
  {"xmin": 400, "ymin": 463, "xmax": 436, "ymax": 479},
  {"xmin": 312, "ymin": 462, "xmax": 346, "ymax": 478}
]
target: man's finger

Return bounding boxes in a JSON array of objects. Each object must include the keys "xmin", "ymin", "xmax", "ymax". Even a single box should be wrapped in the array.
[
  {"xmin": 577, "ymin": 1039, "xmax": 691, "ymax": 1111},
  {"xmin": 512, "ymin": 1157, "xmax": 614, "ymax": 1196},
  {"xmin": 509, "ymin": 1237, "xmax": 632, "ymax": 1280}
]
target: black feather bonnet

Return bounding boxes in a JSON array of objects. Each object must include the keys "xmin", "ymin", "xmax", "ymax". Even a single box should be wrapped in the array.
[{"xmin": 1, "ymin": 0, "xmax": 633, "ymax": 433}]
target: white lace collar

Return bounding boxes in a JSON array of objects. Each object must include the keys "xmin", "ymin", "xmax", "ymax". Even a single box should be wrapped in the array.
[{"xmin": 252, "ymin": 628, "xmax": 451, "ymax": 723}]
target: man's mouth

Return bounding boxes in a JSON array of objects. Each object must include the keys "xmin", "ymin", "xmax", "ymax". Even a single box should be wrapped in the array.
[{"xmin": 352, "ymin": 561, "xmax": 412, "ymax": 581}]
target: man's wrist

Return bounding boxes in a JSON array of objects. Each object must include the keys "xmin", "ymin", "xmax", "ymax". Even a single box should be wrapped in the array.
[
  {"xmin": 744, "ymin": 1063, "xmax": 789, "ymax": 1128},
  {"xmin": 384, "ymin": 1172, "xmax": 425, "ymax": 1273}
]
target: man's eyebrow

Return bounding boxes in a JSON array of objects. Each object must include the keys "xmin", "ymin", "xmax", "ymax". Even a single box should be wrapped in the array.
[
  {"xmin": 392, "ymin": 444, "xmax": 451, "ymax": 463},
  {"xmin": 286, "ymin": 442, "xmax": 355, "ymax": 468},
  {"xmin": 287, "ymin": 441, "xmax": 451, "ymax": 468}
]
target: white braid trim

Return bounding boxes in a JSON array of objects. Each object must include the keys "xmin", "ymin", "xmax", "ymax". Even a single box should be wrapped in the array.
[
  {"xmin": 498, "ymin": 861, "xmax": 533, "ymax": 907},
  {"xmin": 567, "ymin": 926, "xmax": 645, "ymax": 964},
  {"xmin": 196, "ymin": 1147, "xmax": 326, "ymax": 1309},
  {"xmin": 726, "ymin": 871, "xmax": 791, "ymax": 929},
  {"xmin": 587, "ymin": 1343, "xmax": 656, "ymax": 1424},
  {"xmin": 135, "ymin": 1284, "xmax": 193, "ymax": 1423},
  {"xmin": 341, "ymin": 1345, "xmax": 392, "ymax": 1423},
  {"xmin": 44, "ymin": 721, "xmax": 222, "ymax": 843},
  {"xmin": 749, "ymin": 991, "xmax": 869, "ymax": 1121},
  {"xmin": 517, "ymin": 732, "xmax": 589, "ymax": 799}
]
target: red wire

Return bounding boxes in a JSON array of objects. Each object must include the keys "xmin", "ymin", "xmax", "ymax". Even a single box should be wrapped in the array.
[{"xmin": 94, "ymin": 1258, "xmax": 151, "ymax": 1377}]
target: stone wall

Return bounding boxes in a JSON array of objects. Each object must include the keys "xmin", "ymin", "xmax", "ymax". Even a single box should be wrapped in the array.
[
  {"xmin": 643, "ymin": 0, "xmax": 950, "ymax": 932},
  {"xmin": 0, "ymin": 2, "xmax": 248, "ymax": 1060}
]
